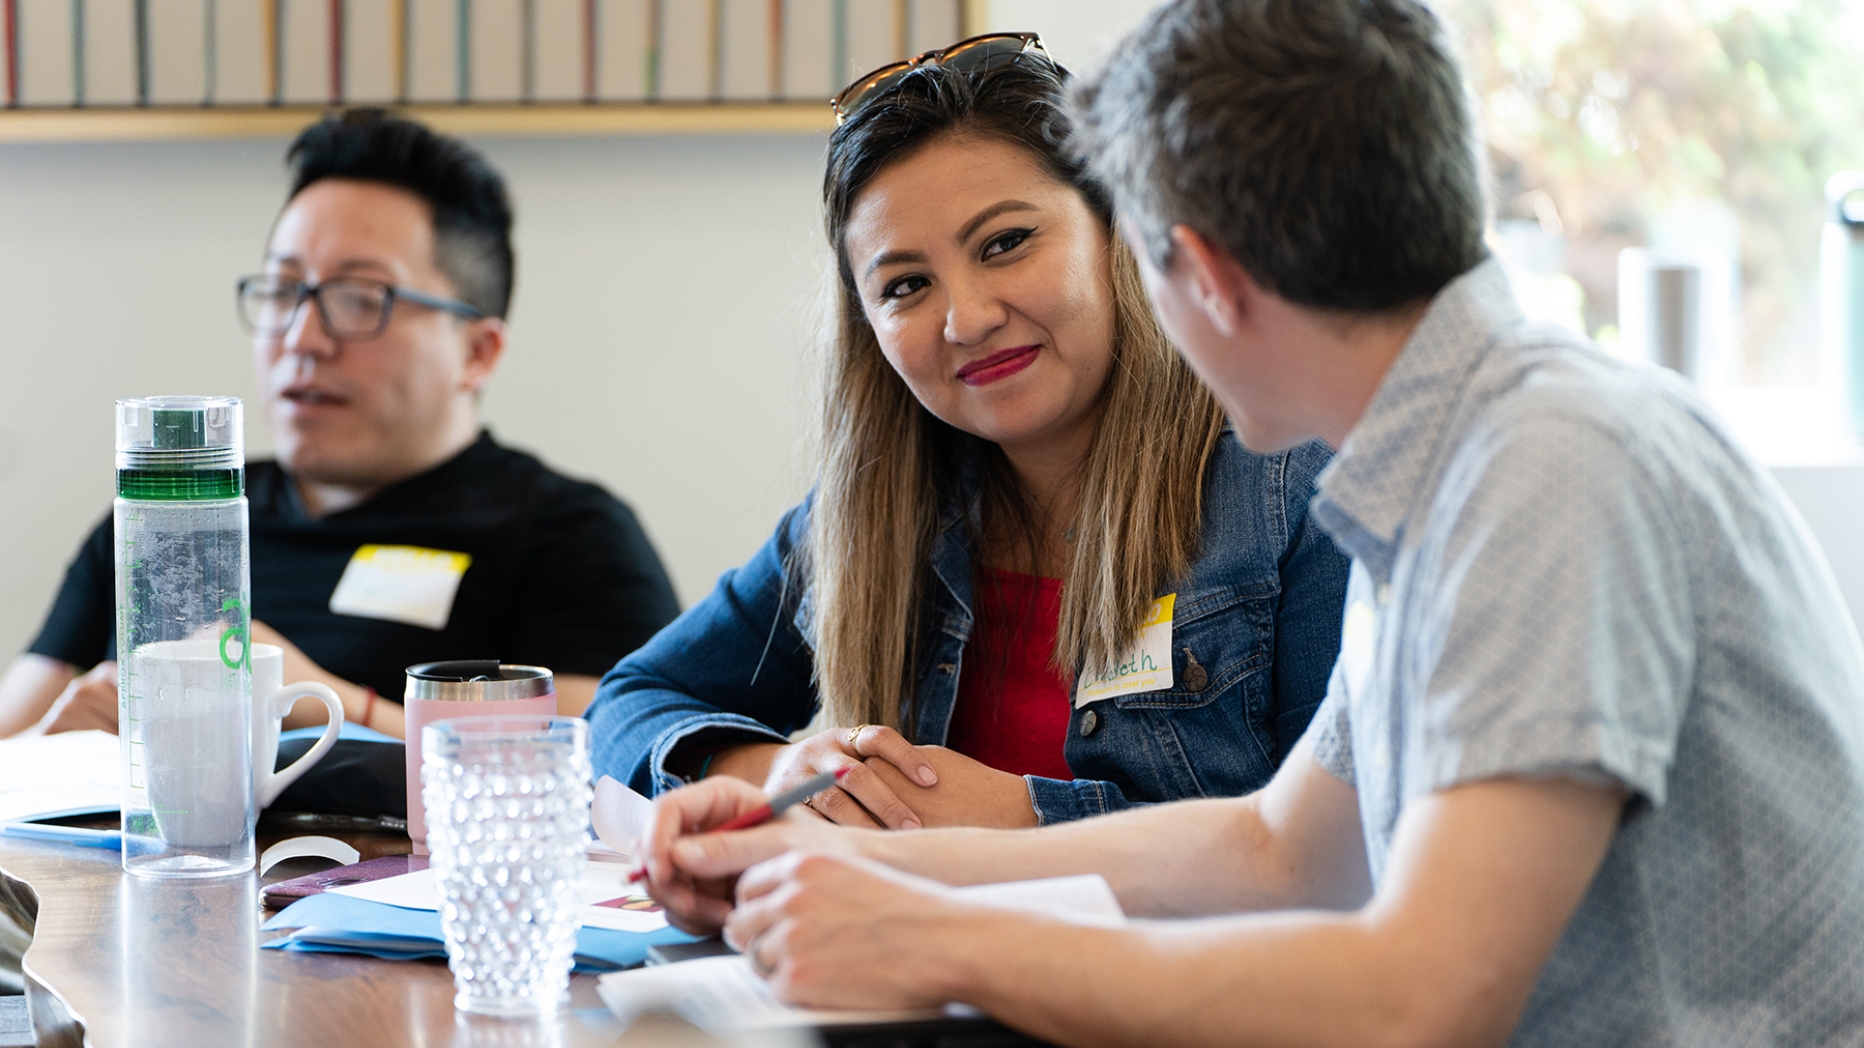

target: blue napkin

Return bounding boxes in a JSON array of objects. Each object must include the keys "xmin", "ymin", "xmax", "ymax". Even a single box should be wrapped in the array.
[{"xmin": 262, "ymin": 889, "xmax": 698, "ymax": 971}]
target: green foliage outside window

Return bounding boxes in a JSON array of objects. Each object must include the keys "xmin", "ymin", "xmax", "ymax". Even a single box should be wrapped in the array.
[{"xmin": 1443, "ymin": 0, "xmax": 1864, "ymax": 382}]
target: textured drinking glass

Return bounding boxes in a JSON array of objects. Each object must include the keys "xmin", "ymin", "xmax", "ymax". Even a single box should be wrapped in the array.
[{"xmin": 422, "ymin": 715, "xmax": 592, "ymax": 1017}]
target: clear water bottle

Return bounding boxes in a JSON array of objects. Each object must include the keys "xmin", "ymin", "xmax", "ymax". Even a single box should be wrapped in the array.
[{"xmin": 114, "ymin": 396, "xmax": 255, "ymax": 877}]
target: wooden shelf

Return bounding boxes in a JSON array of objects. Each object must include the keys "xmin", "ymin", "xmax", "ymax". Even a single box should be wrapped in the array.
[{"xmin": 0, "ymin": 101, "xmax": 838, "ymax": 142}]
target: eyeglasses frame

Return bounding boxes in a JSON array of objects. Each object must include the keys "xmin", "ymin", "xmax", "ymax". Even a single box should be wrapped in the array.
[{"xmin": 235, "ymin": 274, "xmax": 485, "ymax": 342}]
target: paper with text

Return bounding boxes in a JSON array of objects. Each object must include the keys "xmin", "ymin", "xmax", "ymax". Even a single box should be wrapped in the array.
[{"xmin": 596, "ymin": 874, "xmax": 1125, "ymax": 1030}]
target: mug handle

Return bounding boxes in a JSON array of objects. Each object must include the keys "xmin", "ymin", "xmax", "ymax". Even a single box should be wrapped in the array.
[{"xmin": 259, "ymin": 682, "xmax": 345, "ymax": 809}]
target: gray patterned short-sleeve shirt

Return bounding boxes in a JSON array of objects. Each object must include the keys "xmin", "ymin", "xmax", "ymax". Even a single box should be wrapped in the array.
[{"xmin": 1307, "ymin": 259, "xmax": 1864, "ymax": 1046}]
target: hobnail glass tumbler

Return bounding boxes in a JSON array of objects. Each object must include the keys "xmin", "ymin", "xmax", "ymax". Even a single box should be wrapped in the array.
[{"xmin": 422, "ymin": 714, "xmax": 592, "ymax": 1016}]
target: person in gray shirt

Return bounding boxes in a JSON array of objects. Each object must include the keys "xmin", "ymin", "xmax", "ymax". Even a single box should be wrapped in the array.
[{"xmin": 623, "ymin": 2, "xmax": 1864, "ymax": 1045}]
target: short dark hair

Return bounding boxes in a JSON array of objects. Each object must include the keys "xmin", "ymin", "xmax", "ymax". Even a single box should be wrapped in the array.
[
  {"xmin": 286, "ymin": 108, "xmax": 515, "ymax": 318},
  {"xmin": 1073, "ymin": 0, "xmax": 1487, "ymax": 313}
]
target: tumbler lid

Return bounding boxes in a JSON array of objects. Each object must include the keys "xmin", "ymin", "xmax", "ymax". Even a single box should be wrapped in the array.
[{"xmin": 404, "ymin": 661, "xmax": 554, "ymax": 702}]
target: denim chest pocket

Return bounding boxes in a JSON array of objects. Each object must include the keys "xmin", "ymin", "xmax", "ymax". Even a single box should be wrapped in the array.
[
  {"xmin": 1063, "ymin": 586, "xmax": 1280, "ymax": 803},
  {"xmin": 1110, "ymin": 586, "xmax": 1274, "ymax": 711}
]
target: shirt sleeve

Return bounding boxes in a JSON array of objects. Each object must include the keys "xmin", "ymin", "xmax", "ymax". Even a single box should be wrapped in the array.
[
  {"xmin": 505, "ymin": 482, "xmax": 682, "ymax": 680},
  {"xmin": 1409, "ymin": 409, "xmax": 1693, "ymax": 806},
  {"xmin": 26, "ymin": 514, "xmax": 115, "ymax": 668},
  {"xmin": 1025, "ymin": 776, "xmax": 1141, "ymax": 823}
]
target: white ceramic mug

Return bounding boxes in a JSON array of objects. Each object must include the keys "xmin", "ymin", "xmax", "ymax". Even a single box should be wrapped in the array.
[{"xmin": 249, "ymin": 643, "xmax": 344, "ymax": 809}]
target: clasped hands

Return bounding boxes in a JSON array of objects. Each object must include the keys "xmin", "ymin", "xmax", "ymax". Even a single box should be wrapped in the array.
[{"xmin": 739, "ymin": 724, "xmax": 1039, "ymax": 832}]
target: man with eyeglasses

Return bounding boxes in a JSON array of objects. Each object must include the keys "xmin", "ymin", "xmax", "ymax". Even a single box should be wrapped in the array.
[{"xmin": 0, "ymin": 108, "xmax": 680, "ymax": 749}]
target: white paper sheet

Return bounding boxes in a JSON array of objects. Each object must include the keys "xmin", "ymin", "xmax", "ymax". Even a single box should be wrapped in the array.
[
  {"xmin": 328, "ymin": 858, "xmax": 670, "ymax": 933},
  {"xmin": 591, "ymin": 775, "xmax": 656, "ymax": 862},
  {"xmin": 952, "ymin": 873, "xmax": 1126, "ymax": 927},
  {"xmin": 598, "ymin": 955, "xmax": 952, "ymax": 1030},
  {"xmin": 0, "ymin": 730, "xmax": 121, "ymax": 823},
  {"xmin": 595, "ymin": 874, "xmax": 1126, "ymax": 1030}
]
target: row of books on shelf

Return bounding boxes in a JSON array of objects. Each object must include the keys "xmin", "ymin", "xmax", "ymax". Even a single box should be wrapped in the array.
[{"xmin": 0, "ymin": 0, "xmax": 965, "ymax": 108}]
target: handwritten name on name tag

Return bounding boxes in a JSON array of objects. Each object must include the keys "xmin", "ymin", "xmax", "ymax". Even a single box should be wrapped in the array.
[
  {"xmin": 327, "ymin": 544, "xmax": 472, "ymax": 631},
  {"xmin": 1074, "ymin": 594, "xmax": 1176, "ymax": 707}
]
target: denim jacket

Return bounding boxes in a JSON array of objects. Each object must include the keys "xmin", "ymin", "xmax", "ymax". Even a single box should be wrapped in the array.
[{"xmin": 587, "ymin": 433, "xmax": 1349, "ymax": 824}]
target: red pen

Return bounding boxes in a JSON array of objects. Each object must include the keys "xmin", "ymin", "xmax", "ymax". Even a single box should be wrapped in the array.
[{"xmin": 628, "ymin": 766, "xmax": 852, "ymax": 884}]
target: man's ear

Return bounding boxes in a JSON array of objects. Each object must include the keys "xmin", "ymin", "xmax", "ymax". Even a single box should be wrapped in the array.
[
  {"xmin": 461, "ymin": 317, "xmax": 507, "ymax": 394},
  {"xmin": 1168, "ymin": 225, "xmax": 1254, "ymax": 338}
]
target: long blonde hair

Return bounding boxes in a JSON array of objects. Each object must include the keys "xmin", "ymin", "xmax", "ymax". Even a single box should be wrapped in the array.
[{"xmin": 806, "ymin": 59, "xmax": 1224, "ymax": 733}]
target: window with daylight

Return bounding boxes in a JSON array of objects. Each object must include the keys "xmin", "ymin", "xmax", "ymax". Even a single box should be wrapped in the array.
[{"xmin": 1442, "ymin": 0, "xmax": 1864, "ymax": 388}]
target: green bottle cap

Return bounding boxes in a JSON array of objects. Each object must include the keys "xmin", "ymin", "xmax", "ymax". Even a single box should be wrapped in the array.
[{"xmin": 115, "ymin": 396, "xmax": 245, "ymax": 502}]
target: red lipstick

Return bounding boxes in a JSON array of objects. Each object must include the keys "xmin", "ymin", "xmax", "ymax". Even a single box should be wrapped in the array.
[{"xmin": 956, "ymin": 345, "xmax": 1040, "ymax": 387}]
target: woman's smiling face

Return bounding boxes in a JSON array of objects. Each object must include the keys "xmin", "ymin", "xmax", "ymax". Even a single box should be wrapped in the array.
[{"xmin": 843, "ymin": 133, "xmax": 1117, "ymax": 461}]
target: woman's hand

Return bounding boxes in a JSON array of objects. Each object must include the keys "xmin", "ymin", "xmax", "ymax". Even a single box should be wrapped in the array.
[
  {"xmin": 716, "ymin": 726, "xmax": 942, "ymax": 831},
  {"xmin": 637, "ymin": 777, "xmax": 853, "ymax": 935},
  {"xmin": 862, "ymin": 746, "xmax": 1039, "ymax": 829},
  {"xmin": 723, "ymin": 851, "xmax": 975, "ymax": 1011}
]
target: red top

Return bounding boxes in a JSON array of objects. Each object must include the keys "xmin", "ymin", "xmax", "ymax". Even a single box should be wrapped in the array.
[{"xmin": 944, "ymin": 567, "xmax": 1076, "ymax": 781}]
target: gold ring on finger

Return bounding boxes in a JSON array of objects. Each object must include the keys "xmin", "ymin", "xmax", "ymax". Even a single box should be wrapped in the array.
[
  {"xmin": 845, "ymin": 724, "xmax": 869, "ymax": 749},
  {"xmin": 747, "ymin": 931, "xmax": 776, "ymax": 978}
]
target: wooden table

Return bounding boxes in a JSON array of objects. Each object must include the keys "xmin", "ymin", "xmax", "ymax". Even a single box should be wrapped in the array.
[
  {"xmin": 1, "ymin": 834, "xmax": 633, "ymax": 1048},
  {"xmin": 4, "ymin": 832, "xmax": 1058, "ymax": 1048}
]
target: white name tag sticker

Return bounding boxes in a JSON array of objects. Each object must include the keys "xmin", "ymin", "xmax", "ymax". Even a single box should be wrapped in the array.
[
  {"xmin": 327, "ymin": 544, "xmax": 472, "ymax": 631},
  {"xmin": 1074, "ymin": 594, "xmax": 1176, "ymax": 707}
]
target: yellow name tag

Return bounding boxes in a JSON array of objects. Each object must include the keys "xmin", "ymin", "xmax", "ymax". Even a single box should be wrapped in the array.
[
  {"xmin": 1074, "ymin": 594, "xmax": 1176, "ymax": 707},
  {"xmin": 327, "ymin": 545, "xmax": 473, "ymax": 631}
]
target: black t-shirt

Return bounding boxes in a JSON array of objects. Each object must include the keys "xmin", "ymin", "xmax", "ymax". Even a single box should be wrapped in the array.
[{"xmin": 29, "ymin": 431, "xmax": 680, "ymax": 701}]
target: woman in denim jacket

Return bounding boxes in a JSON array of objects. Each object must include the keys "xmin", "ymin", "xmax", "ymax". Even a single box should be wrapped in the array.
[{"xmin": 587, "ymin": 38, "xmax": 1347, "ymax": 828}]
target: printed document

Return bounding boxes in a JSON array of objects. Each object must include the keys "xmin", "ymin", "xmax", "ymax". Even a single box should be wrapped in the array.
[{"xmin": 596, "ymin": 874, "xmax": 1125, "ymax": 1030}]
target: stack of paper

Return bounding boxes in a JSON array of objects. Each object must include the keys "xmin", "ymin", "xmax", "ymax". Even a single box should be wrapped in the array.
[
  {"xmin": 263, "ymin": 858, "xmax": 698, "ymax": 970},
  {"xmin": 0, "ymin": 731, "xmax": 121, "ymax": 823},
  {"xmin": 597, "ymin": 874, "xmax": 1126, "ymax": 1029}
]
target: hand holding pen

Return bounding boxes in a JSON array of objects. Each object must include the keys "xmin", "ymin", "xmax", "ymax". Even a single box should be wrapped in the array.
[{"xmin": 629, "ymin": 766, "xmax": 849, "ymax": 884}]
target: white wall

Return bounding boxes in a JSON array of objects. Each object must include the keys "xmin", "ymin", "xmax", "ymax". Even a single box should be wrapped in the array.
[
  {"xmin": 0, "ymin": 133, "xmax": 830, "ymax": 657},
  {"xmin": 980, "ymin": 0, "xmax": 1157, "ymax": 72},
  {"xmin": 1772, "ymin": 466, "xmax": 1864, "ymax": 635}
]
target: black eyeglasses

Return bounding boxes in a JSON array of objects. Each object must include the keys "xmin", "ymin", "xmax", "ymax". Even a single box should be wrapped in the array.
[
  {"xmin": 830, "ymin": 32, "xmax": 1057, "ymax": 125},
  {"xmin": 236, "ymin": 275, "xmax": 484, "ymax": 341}
]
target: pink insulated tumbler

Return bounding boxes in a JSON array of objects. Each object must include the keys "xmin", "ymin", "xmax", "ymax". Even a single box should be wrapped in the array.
[{"xmin": 404, "ymin": 661, "xmax": 556, "ymax": 853}]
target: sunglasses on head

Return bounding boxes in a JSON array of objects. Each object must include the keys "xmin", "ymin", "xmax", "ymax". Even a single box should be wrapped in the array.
[{"xmin": 830, "ymin": 32, "xmax": 1058, "ymax": 125}]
